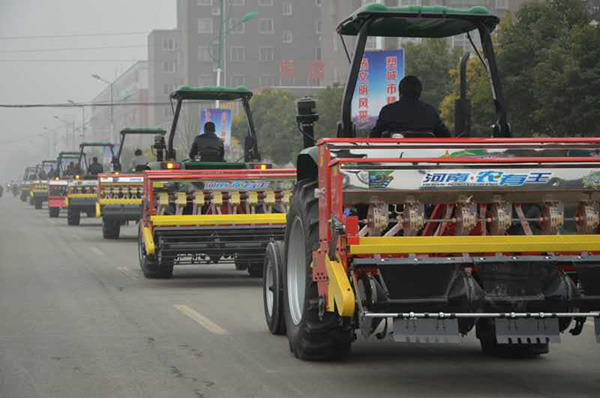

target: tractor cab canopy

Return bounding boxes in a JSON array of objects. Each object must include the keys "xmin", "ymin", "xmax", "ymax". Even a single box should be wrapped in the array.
[
  {"xmin": 166, "ymin": 86, "xmax": 260, "ymax": 169},
  {"xmin": 114, "ymin": 127, "xmax": 167, "ymax": 171},
  {"xmin": 57, "ymin": 151, "xmax": 80, "ymax": 178},
  {"xmin": 78, "ymin": 142, "xmax": 115, "ymax": 177},
  {"xmin": 40, "ymin": 160, "xmax": 58, "ymax": 176},
  {"xmin": 24, "ymin": 167, "xmax": 37, "ymax": 181},
  {"xmin": 336, "ymin": 3, "xmax": 508, "ymax": 138}
]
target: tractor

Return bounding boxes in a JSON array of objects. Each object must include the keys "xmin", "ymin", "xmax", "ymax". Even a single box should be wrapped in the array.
[
  {"xmin": 97, "ymin": 128, "xmax": 167, "ymax": 239},
  {"xmin": 262, "ymin": 4, "xmax": 600, "ymax": 360},
  {"xmin": 48, "ymin": 151, "xmax": 80, "ymax": 218},
  {"xmin": 19, "ymin": 167, "xmax": 37, "ymax": 203},
  {"xmin": 31, "ymin": 160, "xmax": 58, "ymax": 209},
  {"xmin": 138, "ymin": 86, "xmax": 296, "ymax": 279},
  {"xmin": 66, "ymin": 142, "xmax": 115, "ymax": 226}
]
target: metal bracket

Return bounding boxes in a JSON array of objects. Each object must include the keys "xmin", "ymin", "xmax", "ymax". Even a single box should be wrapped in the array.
[
  {"xmin": 495, "ymin": 318, "xmax": 560, "ymax": 345},
  {"xmin": 393, "ymin": 318, "xmax": 459, "ymax": 344}
]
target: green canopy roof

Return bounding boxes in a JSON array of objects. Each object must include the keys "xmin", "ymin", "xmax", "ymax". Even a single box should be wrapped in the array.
[
  {"xmin": 58, "ymin": 151, "xmax": 80, "ymax": 158},
  {"xmin": 170, "ymin": 85, "xmax": 253, "ymax": 101},
  {"xmin": 42, "ymin": 160, "xmax": 58, "ymax": 164},
  {"xmin": 121, "ymin": 127, "xmax": 166, "ymax": 135},
  {"xmin": 80, "ymin": 142, "xmax": 114, "ymax": 148},
  {"xmin": 338, "ymin": 3, "xmax": 499, "ymax": 38}
]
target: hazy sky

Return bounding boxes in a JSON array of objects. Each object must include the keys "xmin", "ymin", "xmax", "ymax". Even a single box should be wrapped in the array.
[{"xmin": 0, "ymin": 0, "xmax": 176, "ymax": 181}]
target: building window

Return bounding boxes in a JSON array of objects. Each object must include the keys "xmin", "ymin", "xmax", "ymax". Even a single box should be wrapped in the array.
[
  {"xmin": 495, "ymin": 0, "xmax": 508, "ymax": 10},
  {"xmin": 162, "ymin": 38, "xmax": 176, "ymax": 51},
  {"xmin": 163, "ymin": 107, "xmax": 172, "ymax": 117},
  {"xmin": 315, "ymin": 20, "xmax": 322, "ymax": 34},
  {"xmin": 198, "ymin": 18, "xmax": 214, "ymax": 34},
  {"xmin": 229, "ymin": 18, "xmax": 245, "ymax": 34},
  {"xmin": 259, "ymin": 46, "xmax": 274, "ymax": 62},
  {"xmin": 259, "ymin": 18, "xmax": 274, "ymax": 33},
  {"xmin": 260, "ymin": 75, "xmax": 277, "ymax": 87},
  {"xmin": 162, "ymin": 61, "xmax": 176, "ymax": 74},
  {"xmin": 198, "ymin": 46, "xmax": 213, "ymax": 62},
  {"xmin": 283, "ymin": 2, "xmax": 293, "ymax": 16},
  {"xmin": 163, "ymin": 83, "xmax": 170, "ymax": 95},
  {"xmin": 283, "ymin": 30, "xmax": 293, "ymax": 43},
  {"xmin": 197, "ymin": 0, "xmax": 212, "ymax": 5},
  {"xmin": 315, "ymin": 47, "xmax": 322, "ymax": 61},
  {"xmin": 230, "ymin": 0, "xmax": 245, "ymax": 5},
  {"xmin": 231, "ymin": 75, "xmax": 246, "ymax": 86},
  {"xmin": 230, "ymin": 46, "xmax": 246, "ymax": 62},
  {"xmin": 258, "ymin": 0, "xmax": 273, "ymax": 5}
]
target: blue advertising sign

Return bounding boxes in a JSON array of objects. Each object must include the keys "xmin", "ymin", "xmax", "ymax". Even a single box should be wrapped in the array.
[
  {"xmin": 199, "ymin": 108, "xmax": 233, "ymax": 150},
  {"xmin": 352, "ymin": 49, "xmax": 405, "ymax": 130}
]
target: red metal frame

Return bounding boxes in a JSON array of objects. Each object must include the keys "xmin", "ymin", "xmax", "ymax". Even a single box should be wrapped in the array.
[{"xmin": 312, "ymin": 138, "xmax": 600, "ymax": 303}]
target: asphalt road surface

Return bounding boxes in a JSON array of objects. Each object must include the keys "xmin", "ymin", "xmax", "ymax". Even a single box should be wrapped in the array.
[{"xmin": 1, "ymin": 198, "xmax": 599, "ymax": 398}]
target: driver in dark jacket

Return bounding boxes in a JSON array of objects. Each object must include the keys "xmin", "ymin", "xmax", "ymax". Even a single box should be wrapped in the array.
[
  {"xmin": 189, "ymin": 122, "xmax": 225, "ymax": 162},
  {"xmin": 371, "ymin": 75, "xmax": 450, "ymax": 138}
]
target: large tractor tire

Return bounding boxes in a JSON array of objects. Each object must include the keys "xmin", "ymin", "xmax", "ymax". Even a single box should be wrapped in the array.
[
  {"xmin": 234, "ymin": 255, "xmax": 248, "ymax": 271},
  {"xmin": 263, "ymin": 241, "xmax": 286, "ymax": 335},
  {"xmin": 138, "ymin": 225, "xmax": 173, "ymax": 279},
  {"xmin": 102, "ymin": 218, "xmax": 121, "ymax": 240},
  {"xmin": 48, "ymin": 207, "xmax": 60, "ymax": 218},
  {"xmin": 67, "ymin": 208, "xmax": 80, "ymax": 226},
  {"xmin": 248, "ymin": 262, "xmax": 263, "ymax": 278},
  {"xmin": 34, "ymin": 197, "xmax": 43, "ymax": 210},
  {"xmin": 282, "ymin": 179, "xmax": 353, "ymax": 361},
  {"xmin": 476, "ymin": 319, "xmax": 549, "ymax": 358}
]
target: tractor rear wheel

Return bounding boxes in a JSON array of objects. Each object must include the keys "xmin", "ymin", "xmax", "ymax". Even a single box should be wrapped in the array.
[
  {"xmin": 138, "ymin": 225, "xmax": 173, "ymax": 279},
  {"xmin": 263, "ymin": 241, "xmax": 286, "ymax": 335},
  {"xmin": 67, "ymin": 208, "xmax": 80, "ymax": 226},
  {"xmin": 282, "ymin": 179, "xmax": 352, "ymax": 361},
  {"xmin": 34, "ymin": 197, "xmax": 42, "ymax": 210},
  {"xmin": 102, "ymin": 218, "xmax": 121, "ymax": 240},
  {"xmin": 247, "ymin": 262, "xmax": 263, "ymax": 278},
  {"xmin": 477, "ymin": 319, "xmax": 549, "ymax": 358},
  {"xmin": 48, "ymin": 207, "xmax": 60, "ymax": 218},
  {"xmin": 234, "ymin": 256, "xmax": 248, "ymax": 271}
]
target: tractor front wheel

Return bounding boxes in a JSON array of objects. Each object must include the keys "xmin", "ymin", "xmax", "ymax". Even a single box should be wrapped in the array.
[
  {"xmin": 102, "ymin": 218, "xmax": 121, "ymax": 240},
  {"xmin": 263, "ymin": 241, "xmax": 286, "ymax": 335},
  {"xmin": 247, "ymin": 263, "xmax": 263, "ymax": 278},
  {"xmin": 48, "ymin": 207, "xmax": 60, "ymax": 218},
  {"xmin": 67, "ymin": 208, "xmax": 80, "ymax": 226},
  {"xmin": 138, "ymin": 225, "xmax": 173, "ymax": 279},
  {"xmin": 282, "ymin": 179, "xmax": 352, "ymax": 361}
]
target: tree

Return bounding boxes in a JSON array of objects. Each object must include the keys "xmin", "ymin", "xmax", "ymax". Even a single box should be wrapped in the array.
[
  {"xmin": 232, "ymin": 89, "xmax": 299, "ymax": 165},
  {"xmin": 315, "ymin": 84, "xmax": 344, "ymax": 138},
  {"xmin": 404, "ymin": 39, "xmax": 461, "ymax": 109}
]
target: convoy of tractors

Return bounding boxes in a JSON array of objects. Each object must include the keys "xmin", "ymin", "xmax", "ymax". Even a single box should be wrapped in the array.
[{"xmin": 7, "ymin": 4, "xmax": 599, "ymax": 361}]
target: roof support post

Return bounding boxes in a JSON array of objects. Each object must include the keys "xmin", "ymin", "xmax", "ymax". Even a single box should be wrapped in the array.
[
  {"xmin": 340, "ymin": 18, "xmax": 373, "ymax": 138},
  {"xmin": 167, "ymin": 100, "xmax": 183, "ymax": 160},
  {"xmin": 479, "ymin": 26, "xmax": 510, "ymax": 138}
]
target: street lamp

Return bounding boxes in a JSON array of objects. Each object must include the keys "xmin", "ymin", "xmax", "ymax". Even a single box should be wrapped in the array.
[
  {"xmin": 91, "ymin": 74, "xmax": 114, "ymax": 143},
  {"xmin": 214, "ymin": 7, "xmax": 258, "ymax": 105},
  {"xmin": 43, "ymin": 127, "xmax": 57, "ymax": 156},
  {"xmin": 54, "ymin": 116, "xmax": 75, "ymax": 151},
  {"xmin": 68, "ymin": 100, "xmax": 86, "ymax": 141}
]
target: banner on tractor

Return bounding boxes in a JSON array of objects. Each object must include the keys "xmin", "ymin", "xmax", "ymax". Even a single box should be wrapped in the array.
[
  {"xmin": 199, "ymin": 108, "xmax": 233, "ymax": 150},
  {"xmin": 352, "ymin": 49, "xmax": 405, "ymax": 130}
]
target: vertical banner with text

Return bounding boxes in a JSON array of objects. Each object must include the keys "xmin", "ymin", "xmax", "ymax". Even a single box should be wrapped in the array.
[
  {"xmin": 199, "ymin": 108, "xmax": 233, "ymax": 150},
  {"xmin": 352, "ymin": 49, "xmax": 405, "ymax": 130}
]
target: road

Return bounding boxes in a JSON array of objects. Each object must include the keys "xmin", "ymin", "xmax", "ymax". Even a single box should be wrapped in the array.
[{"xmin": 1, "ymin": 197, "xmax": 599, "ymax": 398}]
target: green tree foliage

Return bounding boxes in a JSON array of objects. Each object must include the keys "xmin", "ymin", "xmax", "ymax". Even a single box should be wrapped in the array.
[
  {"xmin": 232, "ymin": 89, "xmax": 299, "ymax": 165},
  {"xmin": 315, "ymin": 84, "xmax": 344, "ymax": 138},
  {"xmin": 498, "ymin": 0, "xmax": 596, "ymax": 135},
  {"xmin": 404, "ymin": 39, "xmax": 461, "ymax": 109}
]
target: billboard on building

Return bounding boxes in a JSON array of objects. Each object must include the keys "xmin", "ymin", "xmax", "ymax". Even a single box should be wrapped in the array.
[
  {"xmin": 352, "ymin": 49, "xmax": 405, "ymax": 130},
  {"xmin": 199, "ymin": 108, "xmax": 233, "ymax": 150}
]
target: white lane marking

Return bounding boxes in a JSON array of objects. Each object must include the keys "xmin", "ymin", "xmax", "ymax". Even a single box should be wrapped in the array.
[
  {"xmin": 174, "ymin": 305, "xmax": 230, "ymax": 335},
  {"xmin": 90, "ymin": 246, "xmax": 105, "ymax": 257},
  {"xmin": 118, "ymin": 267, "xmax": 140, "ymax": 280}
]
